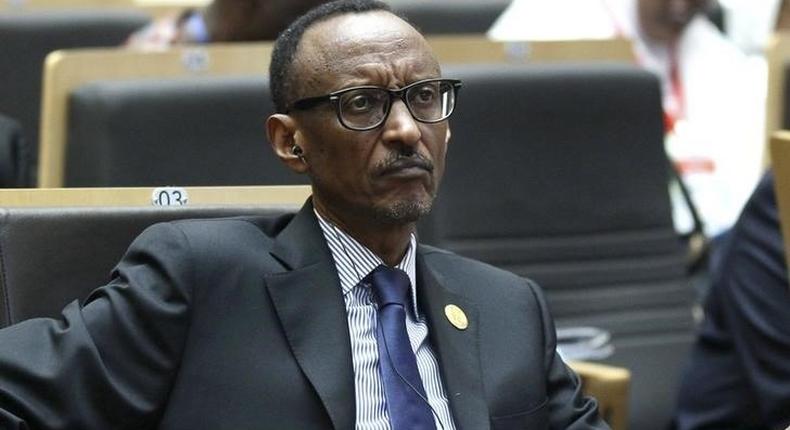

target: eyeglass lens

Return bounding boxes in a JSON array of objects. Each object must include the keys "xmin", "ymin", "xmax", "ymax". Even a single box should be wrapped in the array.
[{"xmin": 337, "ymin": 80, "xmax": 456, "ymax": 130}]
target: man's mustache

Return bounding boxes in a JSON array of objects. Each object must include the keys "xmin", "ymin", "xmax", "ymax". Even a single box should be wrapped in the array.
[{"xmin": 374, "ymin": 152, "xmax": 434, "ymax": 176}]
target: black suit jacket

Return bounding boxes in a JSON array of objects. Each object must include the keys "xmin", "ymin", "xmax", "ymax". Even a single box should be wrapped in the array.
[
  {"xmin": 673, "ymin": 172, "xmax": 790, "ymax": 430},
  {"xmin": 0, "ymin": 202, "xmax": 607, "ymax": 429}
]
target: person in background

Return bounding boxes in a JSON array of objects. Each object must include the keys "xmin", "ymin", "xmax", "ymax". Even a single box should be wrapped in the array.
[
  {"xmin": 126, "ymin": 0, "xmax": 328, "ymax": 50},
  {"xmin": 672, "ymin": 171, "xmax": 790, "ymax": 429},
  {"xmin": 717, "ymin": 0, "xmax": 789, "ymax": 55},
  {"xmin": 490, "ymin": 0, "xmax": 765, "ymax": 238}
]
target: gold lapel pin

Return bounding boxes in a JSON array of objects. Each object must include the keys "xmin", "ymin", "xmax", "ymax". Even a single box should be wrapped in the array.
[{"xmin": 444, "ymin": 304, "xmax": 468, "ymax": 330}]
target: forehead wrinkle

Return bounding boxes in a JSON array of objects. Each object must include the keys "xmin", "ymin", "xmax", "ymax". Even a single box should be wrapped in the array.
[
  {"xmin": 315, "ymin": 42, "xmax": 439, "ymax": 90},
  {"xmin": 333, "ymin": 58, "xmax": 439, "ymax": 90},
  {"xmin": 292, "ymin": 12, "xmax": 440, "ymax": 98}
]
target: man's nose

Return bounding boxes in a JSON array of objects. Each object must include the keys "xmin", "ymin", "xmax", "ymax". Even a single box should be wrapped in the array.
[{"xmin": 382, "ymin": 99, "xmax": 421, "ymax": 147}]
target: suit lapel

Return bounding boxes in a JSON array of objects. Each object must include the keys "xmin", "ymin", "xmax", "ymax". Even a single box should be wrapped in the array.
[
  {"xmin": 265, "ymin": 202, "xmax": 355, "ymax": 430},
  {"xmin": 417, "ymin": 250, "xmax": 491, "ymax": 430}
]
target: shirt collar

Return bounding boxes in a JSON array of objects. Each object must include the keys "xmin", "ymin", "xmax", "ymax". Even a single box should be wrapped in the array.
[
  {"xmin": 314, "ymin": 209, "xmax": 420, "ymax": 318},
  {"xmin": 180, "ymin": 10, "xmax": 211, "ymax": 44}
]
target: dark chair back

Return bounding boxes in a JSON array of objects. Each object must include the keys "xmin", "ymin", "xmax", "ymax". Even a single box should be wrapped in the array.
[
  {"xmin": 393, "ymin": 1, "xmax": 508, "ymax": 34},
  {"xmin": 421, "ymin": 63, "xmax": 695, "ymax": 430},
  {"xmin": 65, "ymin": 76, "xmax": 306, "ymax": 187},
  {"xmin": 0, "ymin": 9, "xmax": 150, "ymax": 180},
  {"xmin": 0, "ymin": 205, "xmax": 294, "ymax": 326}
]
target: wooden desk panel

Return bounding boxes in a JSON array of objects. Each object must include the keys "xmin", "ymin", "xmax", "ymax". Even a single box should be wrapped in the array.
[{"xmin": 0, "ymin": 185, "xmax": 310, "ymax": 207}]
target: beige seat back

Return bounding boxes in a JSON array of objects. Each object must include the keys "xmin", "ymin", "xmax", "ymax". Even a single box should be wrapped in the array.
[
  {"xmin": 764, "ymin": 31, "xmax": 790, "ymax": 166},
  {"xmin": 0, "ymin": 185, "xmax": 309, "ymax": 328},
  {"xmin": 770, "ymin": 130, "xmax": 790, "ymax": 273},
  {"xmin": 569, "ymin": 361, "xmax": 630, "ymax": 430}
]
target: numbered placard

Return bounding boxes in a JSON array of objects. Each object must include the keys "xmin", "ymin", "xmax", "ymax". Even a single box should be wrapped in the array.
[
  {"xmin": 151, "ymin": 187, "xmax": 189, "ymax": 206},
  {"xmin": 181, "ymin": 48, "xmax": 210, "ymax": 74}
]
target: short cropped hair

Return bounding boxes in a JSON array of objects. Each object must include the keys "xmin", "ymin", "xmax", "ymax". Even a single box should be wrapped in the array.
[{"xmin": 269, "ymin": 0, "xmax": 392, "ymax": 113}]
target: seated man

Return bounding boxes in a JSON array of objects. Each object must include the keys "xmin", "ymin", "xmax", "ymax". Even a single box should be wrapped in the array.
[
  {"xmin": 126, "ymin": 0, "xmax": 328, "ymax": 50},
  {"xmin": 0, "ymin": 1, "xmax": 609, "ymax": 428},
  {"xmin": 673, "ymin": 171, "xmax": 790, "ymax": 430}
]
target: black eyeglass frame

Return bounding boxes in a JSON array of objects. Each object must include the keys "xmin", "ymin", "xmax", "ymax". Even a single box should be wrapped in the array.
[{"xmin": 287, "ymin": 78, "xmax": 463, "ymax": 131}]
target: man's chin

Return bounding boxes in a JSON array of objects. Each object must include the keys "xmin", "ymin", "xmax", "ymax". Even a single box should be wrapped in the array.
[{"xmin": 372, "ymin": 198, "xmax": 434, "ymax": 225}]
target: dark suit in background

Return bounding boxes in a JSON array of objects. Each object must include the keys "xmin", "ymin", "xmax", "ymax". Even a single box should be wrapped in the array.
[
  {"xmin": 673, "ymin": 171, "xmax": 790, "ymax": 430},
  {"xmin": 0, "ymin": 113, "xmax": 29, "ymax": 187},
  {"xmin": 0, "ymin": 202, "xmax": 605, "ymax": 429}
]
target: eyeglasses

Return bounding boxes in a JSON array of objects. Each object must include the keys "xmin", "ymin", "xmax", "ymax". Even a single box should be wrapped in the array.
[{"xmin": 288, "ymin": 78, "xmax": 462, "ymax": 131}]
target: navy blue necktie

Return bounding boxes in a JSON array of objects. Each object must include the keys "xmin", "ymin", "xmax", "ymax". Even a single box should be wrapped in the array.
[{"xmin": 365, "ymin": 265, "xmax": 437, "ymax": 430}]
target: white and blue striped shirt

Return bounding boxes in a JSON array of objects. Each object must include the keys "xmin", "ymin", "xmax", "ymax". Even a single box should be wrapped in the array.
[{"xmin": 315, "ymin": 210, "xmax": 457, "ymax": 430}]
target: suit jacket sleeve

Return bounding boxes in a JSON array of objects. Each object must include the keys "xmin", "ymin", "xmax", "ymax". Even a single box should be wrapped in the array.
[
  {"xmin": 0, "ymin": 222, "xmax": 194, "ymax": 429},
  {"xmin": 674, "ymin": 172, "xmax": 790, "ymax": 429},
  {"xmin": 525, "ymin": 279, "xmax": 610, "ymax": 429},
  {"xmin": 715, "ymin": 173, "xmax": 790, "ymax": 427}
]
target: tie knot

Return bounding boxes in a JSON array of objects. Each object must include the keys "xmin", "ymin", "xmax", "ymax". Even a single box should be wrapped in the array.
[{"xmin": 365, "ymin": 264, "xmax": 411, "ymax": 308}]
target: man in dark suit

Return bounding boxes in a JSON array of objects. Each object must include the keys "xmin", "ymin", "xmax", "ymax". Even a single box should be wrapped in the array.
[
  {"xmin": 673, "ymin": 172, "xmax": 790, "ymax": 430},
  {"xmin": 0, "ymin": 1, "xmax": 608, "ymax": 428}
]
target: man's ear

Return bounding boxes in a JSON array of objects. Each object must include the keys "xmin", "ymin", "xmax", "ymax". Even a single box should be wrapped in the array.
[{"xmin": 266, "ymin": 114, "xmax": 309, "ymax": 174}]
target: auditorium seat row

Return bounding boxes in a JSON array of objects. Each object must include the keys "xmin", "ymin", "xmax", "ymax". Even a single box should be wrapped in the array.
[
  {"xmin": 0, "ymin": 8, "xmax": 151, "ymax": 180},
  {"xmin": 0, "ymin": 185, "xmax": 629, "ymax": 429},
  {"xmin": 0, "ymin": 5, "xmax": 700, "ymax": 430},
  {"xmin": 37, "ymin": 38, "xmax": 632, "ymax": 188},
  {"xmin": 0, "ymin": 2, "xmax": 512, "ymax": 182},
  {"xmin": 13, "ymin": 58, "xmax": 691, "ymax": 430}
]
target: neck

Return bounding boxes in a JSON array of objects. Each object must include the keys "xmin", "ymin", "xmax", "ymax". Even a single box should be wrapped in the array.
[
  {"xmin": 202, "ymin": 6, "xmax": 223, "ymax": 41},
  {"xmin": 314, "ymin": 199, "xmax": 416, "ymax": 267},
  {"xmin": 203, "ymin": 4, "xmax": 242, "ymax": 42}
]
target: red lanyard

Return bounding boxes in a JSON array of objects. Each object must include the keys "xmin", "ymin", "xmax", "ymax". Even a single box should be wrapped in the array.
[{"xmin": 663, "ymin": 43, "xmax": 686, "ymax": 132}]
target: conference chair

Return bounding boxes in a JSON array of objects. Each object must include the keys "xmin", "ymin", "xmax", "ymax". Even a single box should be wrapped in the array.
[
  {"xmin": 426, "ymin": 35, "xmax": 634, "ymax": 64},
  {"xmin": 570, "ymin": 361, "xmax": 630, "ymax": 430},
  {"xmin": 392, "ymin": 1, "xmax": 508, "ymax": 35},
  {"xmin": 0, "ymin": 9, "xmax": 151, "ymax": 181},
  {"xmin": 765, "ymin": 31, "xmax": 789, "ymax": 166},
  {"xmin": 770, "ymin": 130, "xmax": 790, "ymax": 274},
  {"xmin": 42, "ymin": 38, "xmax": 632, "ymax": 189},
  {"xmin": 0, "ymin": 185, "xmax": 310, "ymax": 325},
  {"xmin": 0, "ymin": 186, "xmax": 628, "ymax": 429},
  {"xmin": 420, "ymin": 62, "xmax": 695, "ymax": 430},
  {"xmin": 63, "ymin": 75, "xmax": 304, "ymax": 187},
  {"xmin": 38, "ymin": 43, "xmax": 274, "ymax": 187}
]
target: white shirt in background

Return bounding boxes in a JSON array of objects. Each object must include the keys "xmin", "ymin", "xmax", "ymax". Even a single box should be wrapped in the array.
[{"xmin": 489, "ymin": 0, "xmax": 766, "ymax": 236}]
